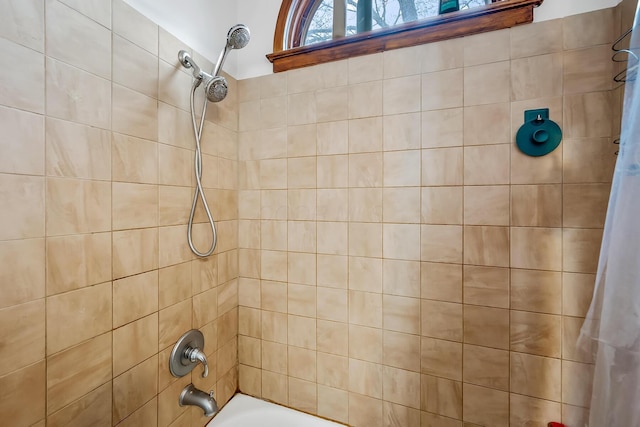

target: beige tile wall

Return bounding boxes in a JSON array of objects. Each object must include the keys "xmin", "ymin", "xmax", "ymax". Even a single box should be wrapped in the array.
[
  {"xmin": 1, "ymin": 0, "xmax": 632, "ymax": 426},
  {"xmin": 0, "ymin": 0, "xmax": 238, "ymax": 426},
  {"xmin": 236, "ymin": 6, "xmax": 627, "ymax": 427}
]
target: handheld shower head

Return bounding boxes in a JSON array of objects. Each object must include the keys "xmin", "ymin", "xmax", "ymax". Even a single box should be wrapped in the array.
[
  {"xmin": 212, "ymin": 24, "xmax": 251, "ymax": 77},
  {"xmin": 227, "ymin": 24, "xmax": 250, "ymax": 50}
]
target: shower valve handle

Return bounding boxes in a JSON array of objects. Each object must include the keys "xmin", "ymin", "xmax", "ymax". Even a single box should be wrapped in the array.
[{"xmin": 185, "ymin": 347, "xmax": 209, "ymax": 378}]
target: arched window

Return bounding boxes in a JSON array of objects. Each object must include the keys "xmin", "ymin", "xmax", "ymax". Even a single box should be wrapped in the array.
[{"xmin": 268, "ymin": 0, "xmax": 543, "ymax": 72}]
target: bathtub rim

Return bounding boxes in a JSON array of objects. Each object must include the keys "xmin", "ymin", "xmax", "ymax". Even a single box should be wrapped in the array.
[{"xmin": 205, "ymin": 392, "xmax": 348, "ymax": 427}]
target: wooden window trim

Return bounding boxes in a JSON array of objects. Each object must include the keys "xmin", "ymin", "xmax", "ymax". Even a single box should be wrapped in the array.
[{"xmin": 268, "ymin": 0, "xmax": 544, "ymax": 73}]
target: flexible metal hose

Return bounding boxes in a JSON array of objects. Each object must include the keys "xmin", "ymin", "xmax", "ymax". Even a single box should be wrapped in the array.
[{"xmin": 187, "ymin": 79, "xmax": 217, "ymax": 257}]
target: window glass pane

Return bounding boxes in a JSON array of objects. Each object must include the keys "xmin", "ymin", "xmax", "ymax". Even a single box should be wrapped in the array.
[
  {"xmin": 306, "ymin": 0, "xmax": 493, "ymax": 45},
  {"xmin": 304, "ymin": 0, "xmax": 334, "ymax": 45}
]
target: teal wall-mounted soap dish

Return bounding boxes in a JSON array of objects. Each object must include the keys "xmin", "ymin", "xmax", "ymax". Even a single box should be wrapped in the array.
[{"xmin": 515, "ymin": 108, "xmax": 562, "ymax": 157}]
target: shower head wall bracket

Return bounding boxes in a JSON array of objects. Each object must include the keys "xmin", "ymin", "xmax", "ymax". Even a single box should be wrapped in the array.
[
  {"xmin": 178, "ymin": 50, "xmax": 194, "ymax": 69},
  {"xmin": 178, "ymin": 50, "xmax": 202, "ymax": 80}
]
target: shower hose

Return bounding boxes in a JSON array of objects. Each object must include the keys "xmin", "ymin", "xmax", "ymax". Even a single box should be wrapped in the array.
[{"xmin": 187, "ymin": 78, "xmax": 217, "ymax": 257}]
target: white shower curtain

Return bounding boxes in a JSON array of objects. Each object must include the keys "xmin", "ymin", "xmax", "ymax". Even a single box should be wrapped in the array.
[{"xmin": 578, "ymin": 5, "xmax": 640, "ymax": 426}]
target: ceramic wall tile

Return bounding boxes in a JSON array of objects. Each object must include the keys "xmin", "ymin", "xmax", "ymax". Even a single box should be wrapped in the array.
[
  {"xmin": 46, "ymin": 117, "xmax": 110, "ymax": 180},
  {"xmin": 511, "ymin": 53, "xmax": 563, "ymax": 101},
  {"xmin": 464, "ymin": 61, "xmax": 510, "ymax": 106},
  {"xmin": 0, "ymin": 38, "xmax": 44, "ymax": 113},
  {"xmin": 46, "ymin": 233, "xmax": 111, "ymax": 296},
  {"xmin": 511, "ymin": 269, "xmax": 562, "ymax": 314},
  {"xmin": 112, "ymin": 84, "xmax": 158, "ymax": 140},
  {"xmin": 510, "ymin": 352, "xmax": 561, "ymax": 401},
  {"xmin": 421, "ymin": 374, "xmax": 462, "ymax": 419},
  {"xmin": 463, "ymin": 145, "xmax": 510, "ymax": 185},
  {"xmin": 112, "ymin": 182, "xmax": 158, "ymax": 230},
  {"xmin": 463, "ymin": 103, "xmax": 510, "ymax": 146},
  {"xmin": 349, "ymin": 324, "xmax": 381, "ymax": 363},
  {"xmin": 47, "ymin": 382, "xmax": 112, "ymax": 427},
  {"xmin": 0, "ymin": 105, "xmax": 44, "ymax": 175},
  {"xmin": 563, "ymin": 8, "xmax": 614, "ymax": 50},
  {"xmin": 462, "ymin": 383, "xmax": 508, "ymax": 426},
  {"xmin": 422, "ymin": 108, "xmax": 463, "ymax": 148},
  {"xmin": 113, "ymin": 271, "xmax": 158, "ymax": 327},
  {"xmin": 0, "ymin": 174, "xmax": 44, "ymax": 240},
  {"xmin": 0, "ymin": 0, "xmax": 45, "ymax": 51},
  {"xmin": 463, "ymin": 344, "xmax": 509, "ymax": 391},
  {"xmin": 463, "ymin": 29, "xmax": 510, "ymax": 67},
  {"xmin": 463, "ymin": 305, "xmax": 510, "ymax": 350},
  {"xmin": 112, "ymin": 0, "xmax": 158, "ymax": 55},
  {"xmin": 349, "ymin": 81, "xmax": 383, "ymax": 119},
  {"xmin": 421, "ymin": 262, "xmax": 463, "ymax": 303},
  {"xmin": 422, "ymin": 148, "xmax": 463, "ymax": 186},
  {"xmin": 348, "ymin": 53, "xmax": 383, "ymax": 84},
  {"xmin": 463, "ymin": 226, "xmax": 509, "ymax": 268},
  {"xmin": 563, "ymin": 45, "xmax": 613, "ymax": 94},
  {"xmin": 112, "ymin": 228, "xmax": 159, "ymax": 279},
  {"xmin": 58, "ymin": 0, "xmax": 111, "ymax": 28},
  {"xmin": 46, "ymin": 283, "xmax": 111, "ymax": 355},
  {"xmin": 112, "ymin": 313, "xmax": 158, "ymax": 377},
  {"xmin": 112, "ymin": 355, "xmax": 158, "ymax": 423},
  {"xmin": 511, "ymin": 19, "xmax": 563, "ymax": 58},
  {"xmin": 0, "ymin": 361, "xmax": 46, "ymax": 426},
  {"xmin": 46, "ymin": 178, "xmax": 111, "ymax": 236},
  {"xmin": 158, "ymin": 60, "xmax": 191, "ymax": 111},
  {"xmin": 421, "ymin": 337, "xmax": 462, "ymax": 381},
  {"xmin": 563, "ymin": 183, "xmax": 610, "ymax": 228},
  {"xmin": 510, "ymin": 393, "xmax": 561, "ymax": 427},
  {"xmin": 463, "ymin": 265, "xmax": 509, "ymax": 309},
  {"xmin": 384, "ymin": 75, "xmax": 421, "ymax": 115},
  {"xmin": 384, "ymin": 113, "xmax": 421, "ymax": 151},
  {"xmin": 511, "ymin": 227, "xmax": 563, "ymax": 271},
  {"xmin": 46, "ymin": 57, "xmax": 110, "ymax": 129},
  {"xmin": 384, "ymin": 45, "xmax": 422, "ymax": 78},
  {"xmin": 46, "ymin": 0, "xmax": 111, "ymax": 79},
  {"xmin": 0, "ymin": 239, "xmax": 45, "ymax": 309},
  {"xmin": 112, "ymin": 133, "xmax": 158, "ymax": 184},
  {"xmin": 46, "ymin": 332, "xmax": 111, "ymax": 414},
  {"xmin": 420, "ymin": 38, "xmax": 464, "ymax": 73},
  {"xmin": 158, "ymin": 27, "xmax": 190, "ymax": 67},
  {"xmin": 463, "ymin": 186, "xmax": 510, "ymax": 226},
  {"xmin": 511, "ymin": 185, "xmax": 562, "ymax": 227},
  {"xmin": 421, "ymin": 300, "xmax": 462, "ymax": 341},
  {"xmin": 0, "ymin": 300, "xmax": 45, "ymax": 377},
  {"xmin": 510, "ymin": 311, "xmax": 562, "ymax": 358},
  {"xmin": 422, "ymin": 69, "xmax": 463, "ymax": 111}
]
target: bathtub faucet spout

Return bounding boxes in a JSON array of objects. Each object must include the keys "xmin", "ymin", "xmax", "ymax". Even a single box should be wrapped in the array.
[{"xmin": 179, "ymin": 384, "xmax": 218, "ymax": 417}]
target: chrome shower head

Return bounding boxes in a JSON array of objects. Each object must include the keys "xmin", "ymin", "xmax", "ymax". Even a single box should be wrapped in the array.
[
  {"xmin": 227, "ymin": 24, "xmax": 250, "ymax": 50},
  {"xmin": 204, "ymin": 76, "xmax": 228, "ymax": 103},
  {"xmin": 212, "ymin": 24, "xmax": 251, "ymax": 76}
]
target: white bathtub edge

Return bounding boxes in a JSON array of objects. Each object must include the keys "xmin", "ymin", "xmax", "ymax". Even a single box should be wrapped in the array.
[{"xmin": 206, "ymin": 393, "xmax": 347, "ymax": 427}]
